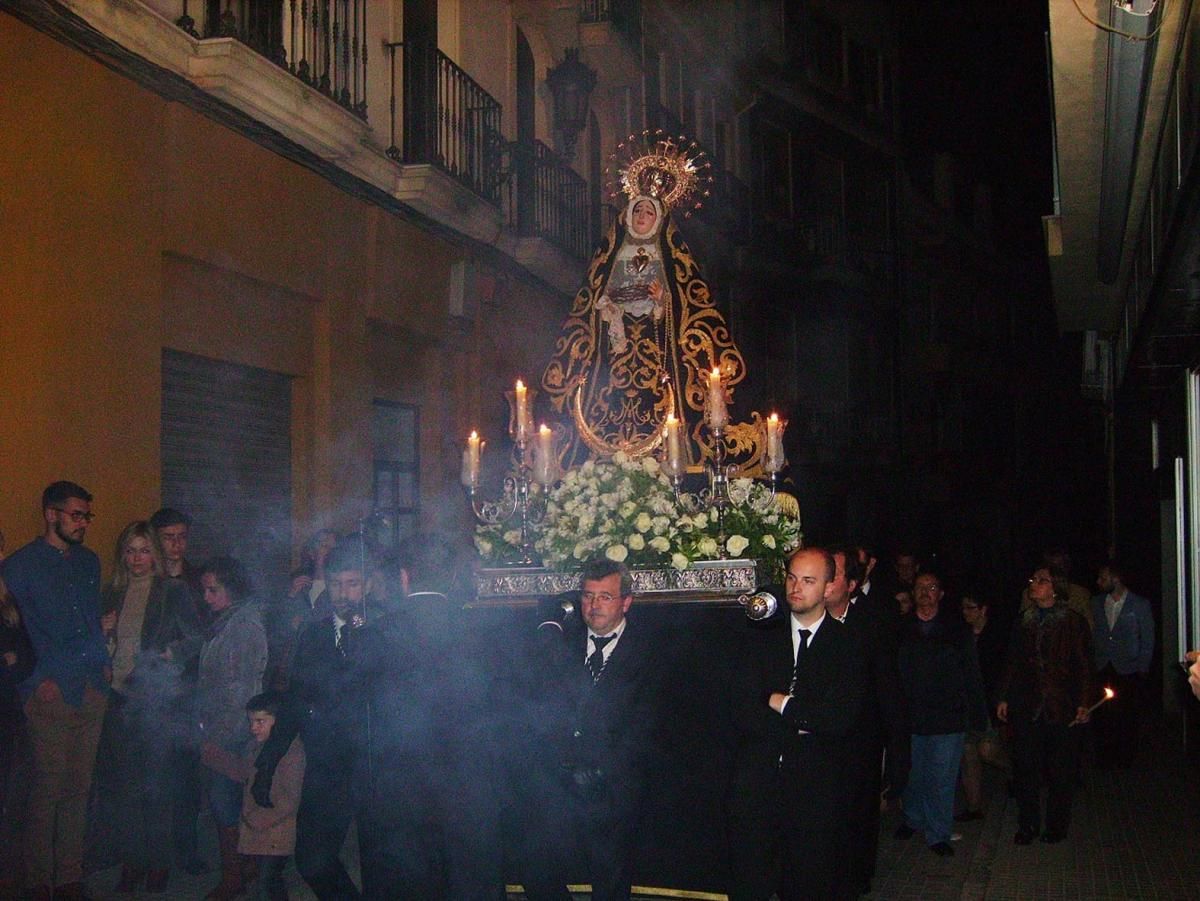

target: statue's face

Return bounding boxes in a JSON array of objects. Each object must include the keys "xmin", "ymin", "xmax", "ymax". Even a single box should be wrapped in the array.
[{"xmin": 630, "ymin": 199, "xmax": 658, "ymax": 237}]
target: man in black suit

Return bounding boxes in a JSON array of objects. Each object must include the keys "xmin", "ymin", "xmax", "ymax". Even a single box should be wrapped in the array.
[
  {"xmin": 518, "ymin": 558, "xmax": 659, "ymax": 901},
  {"xmin": 358, "ymin": 535, "xmax": 505, "ymax": 900},
  {"xmin": 288, "ymin": 539, "xmax": 376, "ymax": 899},
  {"xmin": 826, "ymin": 545, "xmax": 908, "ymax": 898},
  {"xmin": 727, "ymin": 547, "xmax": 867, "ymax": 901}
]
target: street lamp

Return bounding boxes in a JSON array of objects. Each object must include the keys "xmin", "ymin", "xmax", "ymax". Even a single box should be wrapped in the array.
[{"xmin": 546, "ymin": 48, "xmax": 597, "ymax": 161}]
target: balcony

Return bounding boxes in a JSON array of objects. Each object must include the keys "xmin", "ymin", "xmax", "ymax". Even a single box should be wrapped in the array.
[
  {"xmin": 385, "ymin": 42, "xmax": 503, "ymax": 205},
  {"xmin": 183, "ymin": 0, "xmax": 367, "ymax": 119},
  {"xmin": 506, "ymin": 139, "xmax": 592, "ymax": 261},
  {"xmin": 579, "ymin": 0, "xmax": 641, "ymax": 45},
  {"xmin": 47, "ymin": 0, "xmax": 613, "ymax": 293}
]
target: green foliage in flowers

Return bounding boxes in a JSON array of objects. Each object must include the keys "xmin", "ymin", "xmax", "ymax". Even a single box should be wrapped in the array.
[{"xmin": 473, "ymin": 451, "xmax": 802, "ymax": 580}]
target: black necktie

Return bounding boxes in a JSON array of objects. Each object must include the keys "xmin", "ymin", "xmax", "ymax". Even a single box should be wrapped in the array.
[
  {"xmin": 789, "ymin": 628, "xmax": 811, "ymax": 693},
  {"xmin": 335, "ymin": 622, "xmax": 346, "ymax": 656},
  {"xmin": 588, "ymin": 634, "xmax": 615, "ymax": 683}
]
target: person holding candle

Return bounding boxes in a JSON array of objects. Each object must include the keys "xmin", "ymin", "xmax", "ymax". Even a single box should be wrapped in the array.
[{"xmin": 996, "ymin": 566, "xmax": 1095, "ymax": 845}]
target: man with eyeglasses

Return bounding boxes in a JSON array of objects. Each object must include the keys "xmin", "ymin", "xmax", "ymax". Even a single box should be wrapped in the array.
[
  {"xmin": 1, "ymin": 481, "xmax": 110, "ymax": 900},
  {"xmin": 519, "ymin": 558, "xmax": 660, "ymax": 901}
]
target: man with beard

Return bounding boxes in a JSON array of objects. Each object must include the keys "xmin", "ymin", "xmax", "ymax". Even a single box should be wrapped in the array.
[
  {"xmin": 287, "ymin": 539, "xmax": 377, "ymax": 899},
  {"xmin": 1, "ymin": 481, "xmax": 110, "ymax": 900}
]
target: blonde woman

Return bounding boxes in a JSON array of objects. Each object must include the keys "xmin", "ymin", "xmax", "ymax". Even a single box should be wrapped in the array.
[{"xmin": 98, "ymin": 521, "xmax": 202, "ymax": 894}]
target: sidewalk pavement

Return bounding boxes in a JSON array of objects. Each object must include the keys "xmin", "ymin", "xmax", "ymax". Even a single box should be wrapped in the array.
[
  {"xmin": 871, "ymin": 723, "xmax": 1200, "ymax": 901},
  {"xmin": 84, "ymin": 723, "xmax": 1200, "ymax": 900}
]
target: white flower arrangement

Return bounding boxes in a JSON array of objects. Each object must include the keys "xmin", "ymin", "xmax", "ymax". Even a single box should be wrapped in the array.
[{"xmin": 474, "ymin": 451, "xmax": 803, "ymax": 579}]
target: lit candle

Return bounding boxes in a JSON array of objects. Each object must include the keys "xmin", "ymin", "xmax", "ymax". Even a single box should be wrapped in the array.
[
  {"xmin": 1071, "ymin": 687, "xmax": 1116, "ymax": 726},
  {"xmin": 664, "ymin": 414, "xmax": 684, "ymax": 476},
  {"xmin": 533, "ymin": 424, "xmax": 556, "ymax": 486},
  {"xmin": 765, "ymin": 413, "xmax": 785, "ymax": 473},
  {"xmin": 514, "ymin": 380, "xmax": 531, "ymax": 443},
  {"xmin": 706, "ymin": 367, "xmax": 728, "ymax": 429},
  {"xmin": 461, "ymin": 430, "xmax": 482, "ymax": 488}
]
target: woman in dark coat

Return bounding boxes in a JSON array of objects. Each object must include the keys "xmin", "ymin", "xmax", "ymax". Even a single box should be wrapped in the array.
[
  {"xmin": 98, "ymin": 520, "xmax": 202, "ymax": 893},
  {"xmin": 996, "ymin": 566, "xmax": 1095, "ymax": 845}
]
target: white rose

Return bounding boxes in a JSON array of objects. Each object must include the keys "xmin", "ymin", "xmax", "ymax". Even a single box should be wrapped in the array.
[
  {"xmin": 503, "ymin": 530, "xmax": 521, "ymax": 545},
  {"xmin": 635, "ymin": 512, "xmax": 653, "ymax": 533},
  {"xmin": 627, "ymin": 534, "xmax": 645, "ymax": 551},
  {"xmin": 671, "ymin": 552, "xmax": 690, "ymax": 571},
  {"xmin": 606, "ymin": 544, "xmax": 628, "ymax": 562},
  {"xmin": 642, "ymin": 456, "xmax": 661, "ymax": 474},
  {"xmin": 698, "ymin": 537, "xmax": 718, "ymax": 557},
  {"xmin": 693, "ymin": 511, "xmax": 709, "ymax": 526},
  {"xmin": 612, "ymin": 451, "xmax": 629, "ymax": 465},
  {"xmin": 726, "ymin": 534, "xmax": 750, "ymax": 557},
  {"xmin": 573, "ymin": 542, "xmax": 587, "ymax": 559},
  {"xmin": 649, "ymin": 536, "xmax": 670, "ymax": 552},
  {"xmin": 620, "ymin": 501, "xmax": 638, "ymax": 518},
  {"xmin": 652, "ymin": 515, "xmax": 669, "ymax": 535},
  {"xmin": 475, "ymin": 537, "xmax": 493, "ymax": 556},
  {"xmin": 761, "ymin": 534, "xmax": 777, "ymax": 549}
]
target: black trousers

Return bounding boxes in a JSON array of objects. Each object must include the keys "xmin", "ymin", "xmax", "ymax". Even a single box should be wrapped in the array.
[
  {"xmin": 1092, "ymin": 667, "xmax": 1144, "ymax": 768},
  {"xmin": 728, "ymin": 766, "xmax": 845, "ymax": 901},
  {"xmin": 362, "ymin": 777, "xmax": 504, "ymax": 901},
  {"xmin": 1011, "ymin": 716, "xmax": 1079, "ymax": 836},
  {"xmin": 294, "ymin": 755, "xmax": 362, "ymax": 900},
  {"xmin": 837, "ymin": 736, "xmax": 883, "ymax": 898},
  {"xmin": 518, "ymin": 766, "xmax": 640, "ymax": 901}
]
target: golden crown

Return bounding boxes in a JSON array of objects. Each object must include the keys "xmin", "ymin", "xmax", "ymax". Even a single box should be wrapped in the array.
[{"xmin": 606, "ymin": 130, "xmax": 713, "ymax": 217}]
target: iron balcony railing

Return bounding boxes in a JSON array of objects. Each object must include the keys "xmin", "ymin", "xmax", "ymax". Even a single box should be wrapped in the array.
[
  {"xmin": 180, "ymin": 0, "xmax": 367, "ymax": 118},
  {"xmin": 506, "ymin": 139, "xmax": 591, "ymax": 260},
  {"xmin": 579, "ymin": 0, "xmax": 641, "ymax": 43},
  {"xmin": 386, "ymin": 42, "xmax": 503, "ymax": 205}
]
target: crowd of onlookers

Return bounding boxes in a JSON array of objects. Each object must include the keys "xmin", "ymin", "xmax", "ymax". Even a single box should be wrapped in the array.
[{"xmin": 0, "ymin": 479, "xmax": 1171, "ymax": 901}]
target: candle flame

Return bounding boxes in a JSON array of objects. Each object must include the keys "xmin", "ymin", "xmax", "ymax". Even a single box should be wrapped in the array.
[
  {"xmin": 1104, "ymin": 687, "xmax": 1115, "ymax": 699},
  {"xmin": 768, "ymin": 412, "xmax": 779, "ymax": 424},
  {"xmin": 469, "ymin": 430, "xmax": 478, "ymax": 440},
  {"xmin": 539, "ymin": 424, "xmax": 550, "ymax": 434},
  {"xmin": 711, "ymin": 367, "xmax": 721, "ymax": 379},
  {"xmin": 516, "ymin": 379, "xmax": 525, "ymax": 390}
]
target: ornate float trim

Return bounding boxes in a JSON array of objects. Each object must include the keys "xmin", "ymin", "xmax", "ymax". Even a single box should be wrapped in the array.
[{"xmin": 471, "ymin": 558, "xmax": 762, "ymax": 607}]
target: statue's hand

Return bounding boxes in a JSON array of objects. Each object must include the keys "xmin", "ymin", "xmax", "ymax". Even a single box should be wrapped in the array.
[{"xmin": 648, "ymin": 280, "xmax": 663, "ymax": 301}]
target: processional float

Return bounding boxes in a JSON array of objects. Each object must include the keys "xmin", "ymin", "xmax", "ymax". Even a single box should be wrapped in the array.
[{"xmin": 462, "ymin": 132, "xmax": 800, "ymax": 606}]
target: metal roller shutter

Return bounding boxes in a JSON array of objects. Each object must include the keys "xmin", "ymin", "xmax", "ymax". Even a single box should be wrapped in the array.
[{"xmin": 161, "ymin": 349, "xmax": 293, "ymax": 599}]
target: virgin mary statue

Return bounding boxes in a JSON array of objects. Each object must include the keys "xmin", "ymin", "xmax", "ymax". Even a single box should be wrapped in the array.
[{"xmin": 541, "ymin": 132, "xmax": 747, "ymax": 469}]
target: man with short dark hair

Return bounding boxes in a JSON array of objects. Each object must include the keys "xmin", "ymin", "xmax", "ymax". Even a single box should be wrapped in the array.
[
  {"xmin": 149, "ymin": 508, "xmax": 200, "ymax": 588},
  {"xmin": 519, "ymin": 558, "xmax": 659, "ymax": 901},
  {"xmin": 360, "ymin": 534, "xmax": 504, "ymax": 900},
  {"xmin": 728, "ymin": 547, "xmax": 867, "ymax": 900},
  {"xmin": 1090, "ymin": 561, "xmax": 1154, "ymax": 769},
  {"xmin": 895, "ymin": 571, "xmax": 988, "ymax": 857},
  {"xmin": 1, "ymin": 481, "xmax": 110, "ymax": 900},
  {"xmin": 289, "ymin": 539, "xmax": 376, "ymax": 899},
  {"xmin": 149, "ymin": 505, "xmax": 210, "ymax": 875},
  {"xmin": 826, "ymin": 544, "xmax": 907, "ymax": 898}
]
